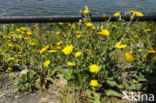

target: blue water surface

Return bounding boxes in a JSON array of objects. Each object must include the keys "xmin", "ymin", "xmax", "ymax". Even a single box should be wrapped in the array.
[{"xmin": 0, "ymin": 0, "xmax": 155, "ymax": 16}]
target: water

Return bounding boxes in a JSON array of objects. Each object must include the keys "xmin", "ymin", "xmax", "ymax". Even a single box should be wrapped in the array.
[{"xmin": 0, "ymin": 0, "xmax": 155, "ymax": 16}]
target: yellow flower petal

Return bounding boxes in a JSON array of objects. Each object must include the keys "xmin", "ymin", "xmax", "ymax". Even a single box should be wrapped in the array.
[
  {"xmin": 152, "ymin": 56, "xmax": 156, "ymax": 62},
  {"xmin": 62, "ymin": 45, "xmax": 73, "ymax": 55},
  {"xmin": 90, "ymin": 80, "xmax": 98, "ymax": 87},
  {"xmin": 114, "ymin": 12, "xmax": 120, "ymax": 17},
  {"xmin": 48, "ymin": 50, "xmax": 57, "ymax": 53},
  {"xmin": 75, "ymin": 51, "xmax": 81, "ymax": 57},
  {"xmin": 44, "ymin": 60, "xmax": 51, "ymax": 67},
  {"xmin": 85, "ymin": 22, "xmax": 93, "ymax": 27},
  {"xmin": 125, "ymin": 52, "xmax": 134, "ymax": 62},
  {"xmin": 89, "ymin": 64, "xmax": 99, "ymax": 73},
  {"xmin": 67, "ymin": 62, "xmax": 73, "ymax": 66},
  {"xmin": 115, "ymin": 41, "xmax": 127, "ymax": 49}
]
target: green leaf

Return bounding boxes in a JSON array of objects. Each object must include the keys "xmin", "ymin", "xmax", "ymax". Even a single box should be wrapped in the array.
[
  {"xmin": 128, "ymin": 83, "xmax": 143, "ymax": 90},
  {"xmin": 86, "ymin": 89, "xmax": 93, "ymax": 99},
  {"xmin": 106, "ymin": 80, "xmax": 118, "ymax": 87},
  {"xmin": 137, "ymin": 76, "xmax": 147, "ymax": 82},
  {"xmin": 92, "ymin": 92, "xmax": 100, "ymax": 103},
  {"xmin": 105, "ymin": 89, "xmax": 122, "ymax": 97},
  {"xmin": 67, "ymin": 83, "xmax": 80, "ymax": 89},
  {"xmin": 55, "ymin": 67, "xmax": 72, "ymax": 80},
  {"xmin": 45, "ymin": 77, "xmax": 54, "ymax": 83},
  {"xmin": 35, "ymin": 78, "xmax": 41, "ymax": 88}
]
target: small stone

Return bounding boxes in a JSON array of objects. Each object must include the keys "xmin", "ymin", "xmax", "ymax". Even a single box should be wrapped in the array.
[
  {"xmin": 24, "ymin": 92, "xmax": 29, "ymax": 95},
  {"xmin": 15, "ymin": 95, "xmax": 20, "ymax": 99},
  {"xmin": 39, "ymin": 97, "xmax": 48, "ymax": 103}
]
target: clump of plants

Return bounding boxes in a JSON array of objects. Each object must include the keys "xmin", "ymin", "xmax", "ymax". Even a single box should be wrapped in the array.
[{"xmin": 0, "ymin": 6, "xmax": 156, "ymax": 102}]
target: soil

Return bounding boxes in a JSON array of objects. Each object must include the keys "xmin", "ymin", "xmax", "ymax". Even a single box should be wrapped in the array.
[{"xmin": 0, "ymin": 73, "xmax": 61, "ymax": 103}]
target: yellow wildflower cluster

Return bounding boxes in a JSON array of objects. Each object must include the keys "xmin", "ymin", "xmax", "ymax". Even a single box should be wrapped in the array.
[
  {"xmin": 7, "ymin": 67, "xmax": 12, "ymax": 71},
  {"xmin": 90, "ymin": 80, "xmax": 98, "ymax": 87},
  {"xmin": 115, "ymin": 41, "xmax": 127, "ymax": 49},
  {"xmin": 152, "ymin": 56, "xmax": 156, "ymax": 62},
  {"xmin": 67, "ymin": 62, "xmax": 73, "ymax": 66},
  {"xmin": 83, "ymin": 5, "xmax": 90, "ymax": 15},
  {"xmin": 114, "ymin": 12, "xmax": 120, "ymax": 17},
  {"xmin": 74, "ymin": 51, "xmax": 81, "ymax": 57},
  {"xmin": 89, "ymin": 64, "xmax": 99, "ymax": 87},
  {"xmin": 62, "ymin": 45, "xmax": 73, "ymax": 55},
  {"xmin": 44, "ymin": 60, "xmax": 51, "ymax": 67},
  {"xmin": 39, "ymin": 45, "xmax": 49, "ymax": 54},
  {"xmin": 125, "ymin": 52, "xmax": 134, "ymax": 62},
  {"xmin": 48, "ymin": 50, "xmax": 57, "ymax": 53},
  {"xmin": 85, "ymin": 22, "xmax": 93, "ymax": 27},
  {"xmin": 128, "ymin": 10, "xmax": 144, "ymax": 17},
  {"xmin": 89, "ymin": 64, "xmax": 100, "ymax": 73},
  {"xmin": 96, "ymin": 29, "xmax": 110, "ymax": 36},
  {"xmin": 28, "ymin": 41, "xmax": 37, "ymax": 46},
  {"xmin": 144, "ymin": 28, "xmax": 152, "ymax": 33}
]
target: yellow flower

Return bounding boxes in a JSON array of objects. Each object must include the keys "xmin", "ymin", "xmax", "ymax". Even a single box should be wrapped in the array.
[
  {"xmin": 21, "ymin": 31, "xmax": 25, "ymax": 34},
  {"xmin": 101, "ymin": 29, "xmax": 110, "ymax": 36},
  {"xmin": 15, "ymin": 59, "xmax": 21, "ymax": 63},
  {"xmin": 8, "ymin": 57, "xmax": 15, "ymax": 61},
  {"xmin": 115, "ymin": 41, "xmax": 127, "ymax": 49},
  {"xmin": 125, "ymin": 52, "xmax": 134, "ymax": 62},
  {"xmin": 77, "ymin": 34, "xmax": 82, "ymax": 39},
  {"xmin": 96, "ymin": 29, "xmax": 110, "ymax": 36},
  {"xmin": 144, "ymin": 53, "xmax": 148, "ymax": 58},
  {"xmin": 84, "ymin": 9, "xmax": 90, "ymax": 15},
  {"xmin": 28, "ymin": 41, "xmax": 36, "ymax": 46},
  {"xmin": 89, "ymin": 64, "xmax": 99, "ymax": 73},
  {"xmin": 7, "ymin": 67, "xmax": 12, "ymax": 71},
  {"xmin": 57, "ymin": 46, "xmax": 62, "ymax": 49},
  {"xmin": 90, "ymin": 80, "xmax": 98, "ymax": 87},
  {"xmin": 128, "ymin": 10, "xmax": 144, "ymax": 17},
  {"xmin": 144, "ymin": 28, "xmax": 152, "ymax": 33},
  {"xmin": 148, "ymin": 48, "xmax": 156, "ymax": 53},
  {"xmin": 24, "ymin": 37, "xmax": 30, "ymax": 40},
  {"xmin": 44, "ymin": 60, "xmax": 51, "ymax": 67},
  {"xmin": 8, "ymin": 44, "xmax": 13, "ymax": 47},
  {"xmin": 39, "ymin": 45, "xmax": 49, "ymax": 54},
  {"xmin": 114, "ymin": 12, "xmax": 120, "ymax": 17},
  {"xmin": 48, "ymin": 50, "xmax": 57, "ymax": 53},
  {"xmin": 152, "ymin": 56, "xmax": 156, "ymax": 62},
  {"xmin": 16, "ymin": 29, "xmax": 21, "ymax": 32},
  {"xmin": 20, "ymin": 27, "xmax": 27, "ymax": 31},
  {"xmin": 59, "ymin": 22, "xmax": 64, "ymax": 25},
  {"xmin": 19, "ymin": 55, "xmax": 23, "ymax": 57},
  {"xmin": 112, "ymin": 24, "xmax": 118, "ymax": 28},
  {"xmin": 57, "ymin": 41, "xmax": 63, "ymax": 45},
  {"xmin": 135, "ymin": 11, "xmax": 144, "ymax": 17},
  {"xmin": 56, "ymin": 32, "xmax": 60, "ymax": 35},
  {"xmin": 75, "ymin": 51, "xmax": 81, "ymax": 57},
  {"xmin": 92, "ymin": 27, "xmax": 96, "ymax": 30},
  {"xmin": 83, "ymin": 5, "xmax": 90, "ymax": 15},
  {"xmin": 85, "ymin": 22, "xmax": 93, "ymax": 27},
  {"xmin": 17, "ymin": 35, "xmax": 22, "ymax": 39},
  {"xmin": 67, "ymin": 62, "xmax": 73, "ymax": 66},
  {"xmin": 7, "ymin": 39, "xmax": 11, "ymax": 42},
  {"xmin": 75, "ymin": 31, "xmax": 82, "ymax": 34},
  {"xmin": 62, "ymin": 45, "xmax": 73, "ymax": 55},
  {"xmin": 27, "ymin": 31, "xmax": 32, "ymax": 35}
]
